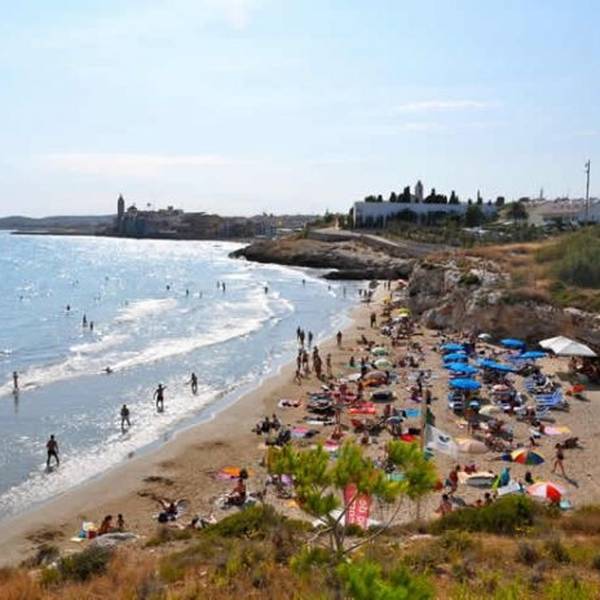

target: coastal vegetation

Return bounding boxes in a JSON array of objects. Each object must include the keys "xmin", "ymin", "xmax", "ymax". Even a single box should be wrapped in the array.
[{"xmin": 2, "ymin": 500, "xmax": 600, "ymax": 598}]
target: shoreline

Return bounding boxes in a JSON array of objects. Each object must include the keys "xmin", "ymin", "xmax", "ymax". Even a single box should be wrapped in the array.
[{"xmin": 0, "ymin": 285, "xmax": 375, "ymax": 566}]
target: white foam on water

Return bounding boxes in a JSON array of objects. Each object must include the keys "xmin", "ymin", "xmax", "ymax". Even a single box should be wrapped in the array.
[
  {"xmin": 115, "ymin": 298, "xmax": 178, "ymax": 323},
  {"xmin": 0, "ymin": 383, "xmax": 218, "ymax": 518}
]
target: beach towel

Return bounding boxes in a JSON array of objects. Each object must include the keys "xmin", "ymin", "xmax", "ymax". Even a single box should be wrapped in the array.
[
  {"xmin": 216, "ymin": 466, "xmax": 253, "ymax": 480},
  {"xmin": 404, "ymin": 408, "xmax": 421, "ymax": 418},
  {"xmin": 544, "ymin": 426, "xmax": 571, "ymax": 436}
]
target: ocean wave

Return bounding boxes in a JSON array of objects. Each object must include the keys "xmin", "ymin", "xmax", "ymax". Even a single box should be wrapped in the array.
[{"xmin": 115, "ymin": 298, "xmax": 178, "ymax": 323}]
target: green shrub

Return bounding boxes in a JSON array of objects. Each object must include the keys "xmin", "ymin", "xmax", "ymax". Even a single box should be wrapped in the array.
[
  {"xmin": 543, "ymin": 537, "xmax": 570, "ymax": 564},
  {"xmin": 547, "ymin": 575, "xmax": 595, "ymax": 600},
  {"xmin": 430, "ymin": 496, "xmax": 539, "ymax": 536},
  {"xmin": 516, "ymin": 541, "xmax": 540, "ymax": 565},
  {"xmin": 591, "ymin": 553, "xmax": 600, "ymax": 571},
  {"xmin": 337, "ymin": 559, "xmax": 433, "ymax": 600},
  {"xmin": 42, "ymin": 546, "xmax": 113, "ymax": 585},
  {"xmin": 459, "ymin": 273, "xmax": 481, "ymax": 286},
  {"xmin": 145, "ymin": 526, "xmax": 193, "ymax": 547},
  {"xmin": 290, "ymin": 546, "xmax": 333, "ymax": 575}
]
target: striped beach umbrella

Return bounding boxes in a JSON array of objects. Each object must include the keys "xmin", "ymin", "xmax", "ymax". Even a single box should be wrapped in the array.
[
  {"xmin": 527, "ymin": 481, "xmax": 565, "ymax": 502},
  {"xmin": 511, "ymin": 449, "xmax": 545, "ymax": 466}
]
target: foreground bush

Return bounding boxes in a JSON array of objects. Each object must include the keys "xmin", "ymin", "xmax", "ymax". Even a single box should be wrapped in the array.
[
  {"xmin": 41, "ymin": 546, "xmax": 113, "ymax": 586},
  {"xmin": 430, "ymin": 496, "xmax": 539, "ymax": 535}
]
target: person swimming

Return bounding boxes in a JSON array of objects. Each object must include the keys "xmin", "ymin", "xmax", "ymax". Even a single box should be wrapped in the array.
[{"xmin": 103, "ymin": 366, "xmax": 113, "ymax": 374}]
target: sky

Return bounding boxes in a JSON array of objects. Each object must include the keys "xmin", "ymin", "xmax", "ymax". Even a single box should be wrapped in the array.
[{"xmin": 1, "ymin": 0, "xmax": 599, "ymax": 217}]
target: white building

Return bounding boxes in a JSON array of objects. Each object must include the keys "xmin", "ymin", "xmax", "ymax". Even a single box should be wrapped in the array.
[{"xmin": 526, "ymin": 199, "xmax": 600, "ymax": 226}]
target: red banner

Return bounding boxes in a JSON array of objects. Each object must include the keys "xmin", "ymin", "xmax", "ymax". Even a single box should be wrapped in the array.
[{"xmin": 343, "ymin": 483, "xmax": 372, "ymax": 529}]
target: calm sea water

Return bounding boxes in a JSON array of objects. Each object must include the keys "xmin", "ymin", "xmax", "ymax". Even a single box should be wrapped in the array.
[{"xmin": 0, "ymin": 233, "xmax": 359, "ymax": 520}]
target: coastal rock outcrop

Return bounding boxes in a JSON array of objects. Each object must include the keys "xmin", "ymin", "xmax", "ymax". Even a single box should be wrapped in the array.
[
  {"xmin": 230, "ymin": 238, "xmax": 415, "ymax": 280},
  {"xmin": 407, "ymin": 258, "xmax": 600, "ymax": 345}
]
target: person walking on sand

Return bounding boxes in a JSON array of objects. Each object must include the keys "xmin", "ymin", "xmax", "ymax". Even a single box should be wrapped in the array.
[
  {"xmin": 370, "ymin": 312, "xmax": 377, "ymax": 328},
  {"xmin": 189, "ymin": 372, "xmax": 198, "ymax": 395},
  {"xmin": 154, "ymin": 383, "xmax": 166, "ymax": 412},
  {"xmin": 12, "ymin": 371, "xmax": 18, "ymax": 391},
  {"xmin": 120, "ymin": 404, "xmax": 131, "ymax": 433},
  {"xmin": 46, "ymin": 434, "xmax": 59, "ymax": 468},
  {"xmin": 551, "ymin": 443, "xmax": 567, "ymax": 477},
  {"xmin": 336, "ymin": 331, "xmax": 342, "ymax": 347},
  {"xmin": 326, "ymin": 353, "xmax": 332, "ymax": 378}
]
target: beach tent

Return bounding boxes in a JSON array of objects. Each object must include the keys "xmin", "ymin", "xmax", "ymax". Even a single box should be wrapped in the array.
[
  {"xmin": 539, "ymin": 336, "xmax": 597, "ymax": 357},
  {"xmin": 449, "ymin": 378, "xmax": 481, "ymax": 391},
  {"xmin": 441, "ymin": 343, "xmax": 464, "ymax": 353},
  {"xmin": 443, "ymin": 352, "xmax": 468, "ymax": 362},
  {"xmin": 374, "ymin": 358, "xmax": 393, "ymax": 370},
  {"xmin": 478, "ymin": 333, "xmax": 492, "ymax": 341},
  {"xmin": 501, "ymin": 338, "xmax": 526, "ymax": 349},
  {"xmin": 446, "ymin": 363, "xmax": 478, "ymax": 375},
  {"xmin": 519, "ymin": 351, "xmax": 547, "ymax": 360},
  {"xmin": 371, "ymin": 347, "xmax": 389, "ymax": 356},
  {"xmin": 479, "ymin": 405, "xmax": 501, "ymax": 416}
]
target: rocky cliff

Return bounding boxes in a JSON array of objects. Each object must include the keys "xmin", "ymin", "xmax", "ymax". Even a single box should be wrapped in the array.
[{"xmin": 407, "ymin": 257, "xmax": 600, "ymax": 346}]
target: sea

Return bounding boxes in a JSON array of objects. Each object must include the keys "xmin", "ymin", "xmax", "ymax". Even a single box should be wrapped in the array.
[{"xmin": 0, "ymin": 232, "xmax": 360, "ymax": 521}]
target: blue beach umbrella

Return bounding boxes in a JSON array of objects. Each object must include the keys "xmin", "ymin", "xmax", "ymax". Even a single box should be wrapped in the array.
[
  {"xmin": 501, "ymin": 338, "xmax": 526, "ymax": 349},
  {"xmin": 443, "ymin": 352, "xmax": 468, "ymax": 362},
  {"xmin": 477, "ymin": 358, "xmax": 497, "ymax": 368},
  {"xmin": 441, "ymin": 343, "xmax": 464, "ymax": 353},
  {"xmin": 449, "ymin": 378, "xmax": 481, "ymax": 391},
  {"xmin": 488, "ymin": 362, "xmax": 516, "ymax": 373},
  {"xmin": 446, "ymin": 363, "xmax": 479, "ymax": 375},
  {"xmin": 519, "ymin": 351, "xmax": 547, "ymax": 360}
]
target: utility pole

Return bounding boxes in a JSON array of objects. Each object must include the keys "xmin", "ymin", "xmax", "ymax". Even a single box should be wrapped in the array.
[{"xmin": 585, "ymin": 160, "xmax": 591, "ymax": 222}]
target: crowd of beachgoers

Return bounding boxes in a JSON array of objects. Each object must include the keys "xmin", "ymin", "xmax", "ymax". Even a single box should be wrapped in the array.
[{"xmin": 24, "ymin": 279, "xmax": 600, "ymax": 554}]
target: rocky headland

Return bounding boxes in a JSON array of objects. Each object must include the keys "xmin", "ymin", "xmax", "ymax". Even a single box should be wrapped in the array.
[{"xmin": 229, "ymin": 236, "xmax": 415, "ymax": 280}]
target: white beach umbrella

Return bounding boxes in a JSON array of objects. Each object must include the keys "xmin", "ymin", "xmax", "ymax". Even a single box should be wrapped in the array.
[{"xmin": 539, "ymin": 336, "xmax": 597, "ymax": 357}]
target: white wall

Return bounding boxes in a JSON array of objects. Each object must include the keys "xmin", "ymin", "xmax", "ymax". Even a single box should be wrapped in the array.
[{"xmin": 352, "ymin": 201, "xmax": 496, "ymax": 226}]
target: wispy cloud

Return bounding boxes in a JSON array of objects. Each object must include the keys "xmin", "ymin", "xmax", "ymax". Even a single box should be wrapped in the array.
[
  {"xmin": 392, "ymin": 100, "xmax": 494, "ymax": 113},
  {"xmin": 41, "ymin": 153, "xmax": 242, "ymax": 177}
]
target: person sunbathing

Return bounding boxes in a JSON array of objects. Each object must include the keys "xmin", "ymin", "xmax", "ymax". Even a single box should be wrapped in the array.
[
  {"xmin": 98, "ymin": 515, "xmax": 114, "ymax": 536},
  {"xmin": 228, "ymin": 476, "xmax": 247, "ymax": 506}
]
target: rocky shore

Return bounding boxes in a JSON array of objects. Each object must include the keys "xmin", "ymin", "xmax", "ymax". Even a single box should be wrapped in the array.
[{"xmin": 229, "ymin": 236, "xmax": 415, "ymax": 280}]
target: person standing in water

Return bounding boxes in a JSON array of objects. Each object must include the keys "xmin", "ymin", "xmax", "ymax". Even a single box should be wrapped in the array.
[
  {"xmin": 82, "ymin": 314, "xmax": 87, "ymax": 327},
  {"xmin": 222, "ymin": 282, "xmax": 226, "ymax": 293},
  {"xmin": 12, "ymin": 371, "xmax": 18, "ymax": 391},
  {"xmin": 46, "ymin": 435, "xmax": 59, "ymax": 468},
  {"xmin": 189, "ymin": 372, "xmax": 198, "ymax": 395},
  {"xmin": 90, "ymin": 321, "xmax": 94, "ymax": 331},
  {"xmin": 120, "ymin": 404, "xmax": 131, "ymax": 433},
  {"xmin": 154, "ymin": 384, "xmax": 166, "ymax": 412},
  {"xmin": 308, "ymin": 331, "xmax": 314, "ymax": 348}
]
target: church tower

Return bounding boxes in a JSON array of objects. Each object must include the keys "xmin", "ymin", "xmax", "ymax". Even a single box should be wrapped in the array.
[{"xmin": 117, "ymin": 194, "xmax": 125, "ymax": 220}]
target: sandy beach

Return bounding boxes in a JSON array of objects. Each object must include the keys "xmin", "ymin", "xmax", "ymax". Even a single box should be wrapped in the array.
[{"xmin": 2, "ymin": 280, "xmax": 600, "ymax": 568}]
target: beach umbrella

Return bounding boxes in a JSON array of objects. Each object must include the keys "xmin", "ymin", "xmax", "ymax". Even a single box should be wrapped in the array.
[
  {"xmin": 449, "ymin": 378, "xmax": 481, "ymax": 391},
  {"xmin": 479, "ymin": 405, "xmax": 501, "ymax": 416},
  {"xmin": 374, "ymin": 358, "xmax": 393, "ymax": 370},
  {"xmin": 446, "ymin": 363, "xmax": 478, "ymax": 375},
  {"xmin": 441, "ymin": 342, "xmax": 464, "ymax": 352},
  {"xmin": 482, "ymin": 361, "xmax": 516, "ymax": 373},
  {"xmin": 511, "ymin": 449, "xmax": 545, "ymax": 466},
  {"xmin": 519, "ymin": 351, "xmax": 547, "ymax": 360},
  {"xmin": 501, "ymin": 338, "xmax": 526, "ymax": 349},
  {"xmin": 371, "ymin": 346, "xmax": 389, "ymax": 356},
  {"xmin": 527, "ymin": 481, "xmax": 565, "ymax": 502},
  {"xmin": 539, "ymin": 336, "xmax": 597, "ymax": 357},
  {"xmin": 457, "ymin": 438, "xmax": 487, "ymax": 454},
  {"xmin": 443, "ymin": 352, "xmax": 468, "ymax": 362}
]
